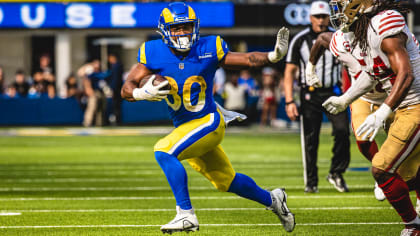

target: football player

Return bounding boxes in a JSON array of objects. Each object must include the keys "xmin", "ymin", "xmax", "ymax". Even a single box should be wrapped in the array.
[
  {"xmin": 121, "ymin": 2, "xmax": 295, "ymax": 234},
  {"xmin": 316, "ymin": 0, "xmax": 420, "ymax": 234},
  {"xmin": 306, "ymin": 31, "xmax": 389, "ymax": 201}
]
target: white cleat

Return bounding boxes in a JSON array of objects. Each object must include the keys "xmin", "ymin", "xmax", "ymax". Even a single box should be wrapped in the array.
[
  {"xmin": 400, "ymin": 225, "xmax": 420, "ymax": 236},
  {"xmin": 374, "ymin": 182, "xmax": 386, "ymax": 201},
  {"xmin": 416, "ymin": 199, "xmax": 420, "ymax": 216},
  {"xmin": 160, "ymin": 206, "xmax": 199, "ymax": 234},
  {"xmin": 267, "ymin": 188, "xmax": 296, "ymax": 232}
]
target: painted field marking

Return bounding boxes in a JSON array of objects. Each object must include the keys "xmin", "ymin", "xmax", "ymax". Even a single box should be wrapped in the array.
[
  {"xmin": 0, "ymin": 185, "xmax": 379, "ymax": 192},
  {"xmin": 0, "ymin": 175, "xmax": 373, "ymax": 183},
  {"xmin": 0, "ymin": 213, "xmax": 21, "ymax": 216},
  {"xmin": 0, "ymin": 160, "xmax": 370, "ymax": 170},
  {"xmin": 0, "ymin": 195, "xmax": 383, "ymax": 201},
  {"xmin": 0, "ymin": 207, "xmax": 393, "ymax": 214},
  {"xmin": 1, "ymin": 178, "xmax": 151, "ymax": 183},
  {"xmin": 0, "ymin": 222, "xmax": 402, "ymax": 229}
]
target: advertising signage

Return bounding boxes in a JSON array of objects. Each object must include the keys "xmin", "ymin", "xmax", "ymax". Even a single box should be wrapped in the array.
[{"xmin": 0, "ymin": 2, "xmax": 234, "ymax": 29}]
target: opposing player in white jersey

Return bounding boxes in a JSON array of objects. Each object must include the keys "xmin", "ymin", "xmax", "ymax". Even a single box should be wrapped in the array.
[
  {"xmin": 318, "ymin": 0, "xmax": 420, "ymax": 234},
  {"xmin": 306, "ymin": 30, "xmax": 388, "ymax": 201}
]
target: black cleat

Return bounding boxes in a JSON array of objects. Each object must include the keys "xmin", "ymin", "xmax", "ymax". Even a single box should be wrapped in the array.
[{"xmin": 327, "ymin": 173, "xmax": 349, "ymax": 192}]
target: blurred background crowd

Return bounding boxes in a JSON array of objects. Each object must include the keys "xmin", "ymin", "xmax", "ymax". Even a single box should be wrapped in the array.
[
  {"xmin": 0, "ymin": 54, "xmax": 299, "ymax": 128},
  {"xmin": 0, "ymin": 0, "xmax": 417, "ymax": 127}
]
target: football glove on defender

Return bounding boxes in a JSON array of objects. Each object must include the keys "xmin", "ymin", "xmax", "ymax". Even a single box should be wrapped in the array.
[
  {"xmin": 268, "ymin": 27, "xmax": 289, "ymax": 63},
  {"xmin": 322, "ymin": 95, "xmax": 350, "ymax": 115},
  {"xmin": 132, "ymin": 75, "xmax": 170, "ymax": 101},
  {"xmin": 356, "ymin": 103, "xmax": 392, "ymax": 142},
  {"xmin": 305, "ymin": 62, "xmax": 322, "ymax": 88}
]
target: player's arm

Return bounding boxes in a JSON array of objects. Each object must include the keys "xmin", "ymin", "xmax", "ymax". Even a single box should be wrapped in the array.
[
  {"xmin": 220, "ymin": 27, "xmax": 289, "ymax": 70},
  {"xmin": 220, "ymin": 51, "xmax": 271, "ymax": 70},
  {"xmin": 309, "ymin": 32, "xmax": 333, "ymax": 65},
  {"xmin": 306, "ymin": 32, "xmax": 333, "ymax": 87},
  {"xmin": 284, "ymin": 63, "xmax": 299, "ymax": 121},
  {"xmin": 121, "ymin": 63, "xmax": 153, "ymax": 102},
  {"xmin": 381, "ymin": 33, "xmax": 413, "ymax": 110}
]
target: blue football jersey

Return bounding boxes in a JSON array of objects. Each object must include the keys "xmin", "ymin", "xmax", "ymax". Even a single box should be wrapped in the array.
[{"xmin": 137, "ymin": 35, "xmax": 229, "ymax": 127}]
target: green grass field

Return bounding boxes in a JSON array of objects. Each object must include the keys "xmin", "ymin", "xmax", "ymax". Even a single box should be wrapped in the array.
[{"xmin": 0, "ymin": 129, "xmax": 413, "ymax": 235}]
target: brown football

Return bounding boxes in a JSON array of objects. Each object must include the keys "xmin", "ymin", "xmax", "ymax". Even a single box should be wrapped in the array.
[{"xmin": 139, "ymin": 74, "xmax": 171, "ymax": 90}]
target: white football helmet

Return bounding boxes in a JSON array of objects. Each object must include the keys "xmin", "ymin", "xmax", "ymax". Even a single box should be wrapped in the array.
[{"xmin": 329, "ymin": 0, "xmax": 374, "ymax": 31}]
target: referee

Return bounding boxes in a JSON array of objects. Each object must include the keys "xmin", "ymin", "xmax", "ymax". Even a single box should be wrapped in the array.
[{"xmin": 283, "ymin": 1, "xmax": 350, "ymax": 193}]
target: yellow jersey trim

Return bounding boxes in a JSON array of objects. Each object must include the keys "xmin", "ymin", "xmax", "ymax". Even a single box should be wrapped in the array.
[
  {"xmin": 216, "ymin": 36, "xmax": 225, "ymax": 61},
  {"xmin": 140, "ymin": 43, "xmax": 146, "ymax": 64}
]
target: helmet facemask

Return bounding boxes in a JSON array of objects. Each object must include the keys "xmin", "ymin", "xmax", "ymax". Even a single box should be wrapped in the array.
[
  {"xmin": 329, "ymin": 0, "xmax": 373, "ymax": 32},
  {"xmin": 158, "ymin": 3, "xmax": 200, "ymax": 52},
  {"xmin": 160, "ymin": 21, "xmax": 199, "ymax": 52}
]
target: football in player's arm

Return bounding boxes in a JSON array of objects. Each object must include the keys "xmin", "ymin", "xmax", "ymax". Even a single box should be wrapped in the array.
[{"xmin": 121, "ymin": 2, "xmax": 295, "ymax": 234}]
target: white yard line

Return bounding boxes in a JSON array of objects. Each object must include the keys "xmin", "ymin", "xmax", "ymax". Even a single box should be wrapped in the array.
[
  {"xmin": 0, "ymin": 185, "xmax": 378, "ymax": 192},
  {"xmin": 0, "ymin": 207, "xmax": 393, "ymax": 214},
  {"xmin": 0, "ymin": 195, "xmax": 380, "ymax": 201},
  {"xmin": 1, "ymin": 178, "xmax": 151, "ymax": 183},
  {"xmin": 0, "ymin": 213, "xmax": 21, "ymax": 216},
  {"xmin": 0, "ymin": 222, "xmax": 402, "ymax": 229},
  {"xmin": 0, "ymin": 164, "xmax": 328, "ymax": 171},
  {"xmin": 0, "ymin": 170, "xmax": 161, "ymax": 176},
  {"xmin": 1, "ymin": 176, "xmax": 373, "ymax": 183}
]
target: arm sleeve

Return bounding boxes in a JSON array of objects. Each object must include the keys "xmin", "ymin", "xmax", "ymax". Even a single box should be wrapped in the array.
[{"xmin": 341, "ymin": 71, "xmax": 376, "ymax": 104}]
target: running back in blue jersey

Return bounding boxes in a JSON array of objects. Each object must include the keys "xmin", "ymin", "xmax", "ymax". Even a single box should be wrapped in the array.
[{"xmin": 137, "ymin": 35, "xmax": 229, "ymax": 127}]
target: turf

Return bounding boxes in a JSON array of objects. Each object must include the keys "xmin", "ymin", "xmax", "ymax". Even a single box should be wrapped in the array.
[{"xmin": 0, "ymin": 130, "xmax": 413, "ymax": 235}]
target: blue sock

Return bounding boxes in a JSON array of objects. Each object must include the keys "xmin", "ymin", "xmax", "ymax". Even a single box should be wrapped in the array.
[
  {"xmin": 228, "ymin": 173, "xmax": 272, "ymax": 207},
  {"xmin": 155, "ymin": 151, "xmax": 192, "ymax": 210}
]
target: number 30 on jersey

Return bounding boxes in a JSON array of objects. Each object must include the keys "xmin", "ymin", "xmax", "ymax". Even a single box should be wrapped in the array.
[{"xmin": 164, "ymin": 76, "xmax": 207, "ymax": 113}]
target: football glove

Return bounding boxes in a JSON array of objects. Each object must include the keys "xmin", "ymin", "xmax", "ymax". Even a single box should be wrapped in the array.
[
  {"xmin": 268, "ymin": 27, "xmax": 289, "ymax": 63},
  {"xmin": 356, "ymin": 104, "xmax": 392, "ymax": 141},
  {"xmin": 322, "ymin": 95, "xmax": 350, "ymax": 115},
  {"xmin": 132, "ymin": 75, "xmax": 170, "ymax": 101},
  {"xmin": 305, "ymin": 62, "xmax": 322, "ymax": 88}
]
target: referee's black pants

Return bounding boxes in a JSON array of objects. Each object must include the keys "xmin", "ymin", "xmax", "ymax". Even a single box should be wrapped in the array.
[{"xmin": 299, "ymin": 88, "xmax": 351, "ymax": 188}]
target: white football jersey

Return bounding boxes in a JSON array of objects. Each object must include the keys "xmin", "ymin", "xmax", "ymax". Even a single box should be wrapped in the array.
[
  {"xmin": 351, "ymin": 10, "xmax": 420, "ymax": 108},
  {"xmin": 330, "ymin": 30, "xmax": 387, "ymax": 105}
]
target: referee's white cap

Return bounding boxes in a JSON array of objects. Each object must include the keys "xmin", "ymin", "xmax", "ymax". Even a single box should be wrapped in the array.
[{"xmin": 310, "ymin": 1, "xmax": 330, "ymax": 16}]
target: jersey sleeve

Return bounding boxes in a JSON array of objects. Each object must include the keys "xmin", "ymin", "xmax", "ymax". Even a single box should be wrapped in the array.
[
  {"xmin": 215, "ymin": 36, "xmax": 229, "ymax": 62},
  {"xmin": 137, "ymin": 42, "xmax": 153, "ymax": 70},
  {"xmin": 329, "ymin": 30, "xmax": 350, "ymax": 58},
  {"xmin": 372, "ymin": 10, "xmax": 406, "ymax": 40},
  {"xmin": 329, "ymin": 31, "xmax": 361, "ymax": 78}
]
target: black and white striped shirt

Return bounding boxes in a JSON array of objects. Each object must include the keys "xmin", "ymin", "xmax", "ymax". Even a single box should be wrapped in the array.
[{"xmin": 286, "ymin": 27, "xmax": 341, "ymax": 89}]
